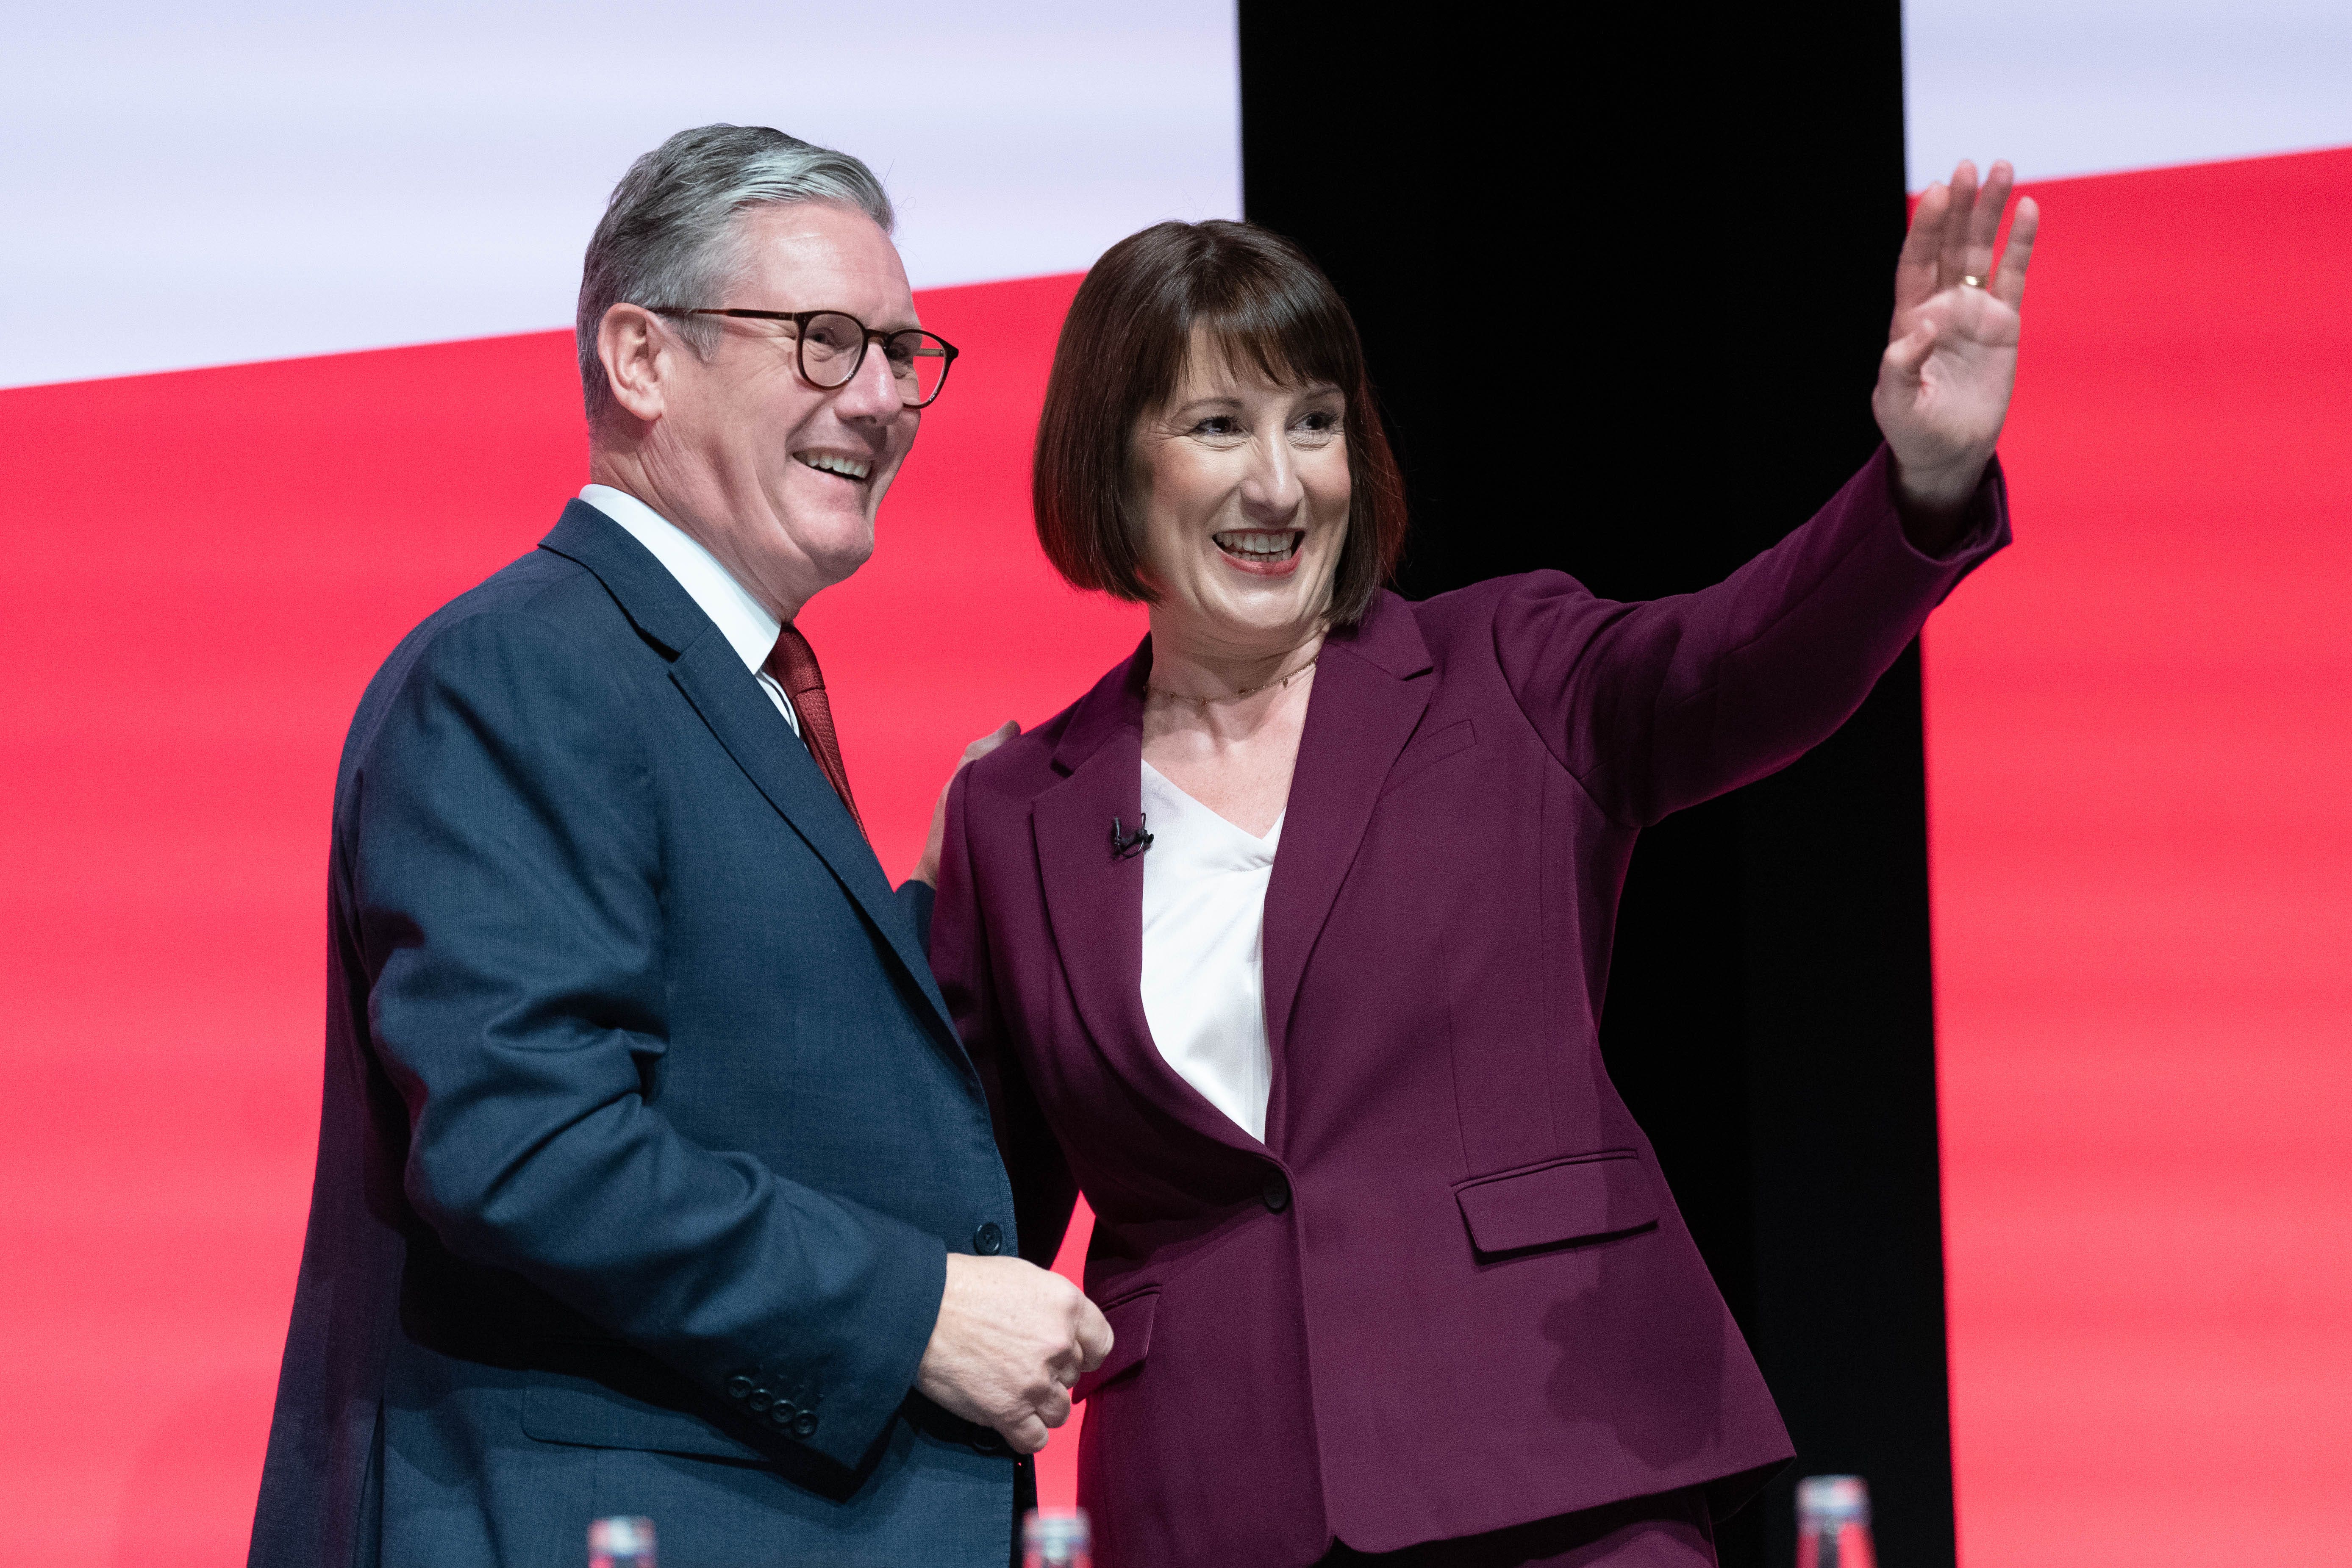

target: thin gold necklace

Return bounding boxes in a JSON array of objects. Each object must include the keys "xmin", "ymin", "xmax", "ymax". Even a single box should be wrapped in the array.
[{"xmin": 1146, "ymin": 653, "xmax": 1320, "ymax": 706}]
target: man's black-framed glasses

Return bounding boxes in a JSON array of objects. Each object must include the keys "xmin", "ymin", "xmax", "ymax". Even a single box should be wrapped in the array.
[{"xmin": 652, "ymin": 307, "xmax": 958, "ymax": 408}]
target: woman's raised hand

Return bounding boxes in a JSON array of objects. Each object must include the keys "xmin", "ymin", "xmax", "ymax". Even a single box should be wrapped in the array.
[{"xmin": 1872, "ymin": 158, "xmax": 2039, "ymax": 536}]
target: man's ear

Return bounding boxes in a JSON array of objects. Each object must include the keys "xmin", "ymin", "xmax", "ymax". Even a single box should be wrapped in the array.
[{"xmin": 599, "ymin": 303, "xmax": 671, "ymax": 424}]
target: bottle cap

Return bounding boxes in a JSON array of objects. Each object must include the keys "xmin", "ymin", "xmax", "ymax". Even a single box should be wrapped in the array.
[
  {"xmin": 1796, "ymin": 1475, "xmax": 1871, "ymax": 1529},
  {"xmin": 589, "ymin": 1516, "xmax": 657, "ymax": 1561},
  {"xmin": 1023, "ymin": 1507, "xmax": 1092, "ymax": 1560}
]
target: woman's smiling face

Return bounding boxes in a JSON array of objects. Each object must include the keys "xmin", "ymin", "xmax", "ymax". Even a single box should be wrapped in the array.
[{"xmin": 1130, "ymin": 330, "xmax": 1353, "ymax": 657}]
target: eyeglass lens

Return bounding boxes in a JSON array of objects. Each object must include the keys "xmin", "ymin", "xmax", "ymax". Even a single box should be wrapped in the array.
[{"xmin": 797, "ymin": 311, "xmax": 952, "ymax": 406}]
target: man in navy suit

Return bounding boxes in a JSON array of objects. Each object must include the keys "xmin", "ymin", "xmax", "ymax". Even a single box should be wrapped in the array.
[{"xmin": 249, "ymin": 124, "xmax": 1109, "ymax": 1568}]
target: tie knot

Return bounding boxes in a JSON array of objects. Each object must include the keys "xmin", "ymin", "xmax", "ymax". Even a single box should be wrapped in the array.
[{"xmin": 765, "ymin": 623, "xmax": 825, "ymax": 699}]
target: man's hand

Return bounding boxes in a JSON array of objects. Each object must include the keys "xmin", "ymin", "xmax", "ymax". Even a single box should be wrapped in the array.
[
  {"xmin": 1873, "ymin": 158, "xmax": 2040, "ymax": 549},
  {"xmin": 910, "ymin": 721, "xmax": 1020, "ymax": 886},
  {"xmin": 916, "ymin": 1253, "xmax": 1112, "ymax": 1453}
]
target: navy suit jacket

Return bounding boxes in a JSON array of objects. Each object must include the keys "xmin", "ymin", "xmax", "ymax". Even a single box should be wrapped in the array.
[{"xmin": 250, "ymin": 502, "xmax": 1021, "ymax": 1568}]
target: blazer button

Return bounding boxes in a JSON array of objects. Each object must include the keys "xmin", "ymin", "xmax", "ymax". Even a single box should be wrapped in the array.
[
  {"xmin": 793, "ymin": 1410, "xmax": 820, "ymax": 1438},
  {"xmin": 1261, "ymin": 1173, "xmax": 1292, "ymax": 1213},
  {"xmin": 725, "ymin": 1375, "xmax": 753, "ymax": 1401},
  {"xmin": 973, "ymin": 1221, "xmax": 1005, "ymax": 1255},
  {"xmin": 746, "ymin": 1388, "xmax": 772, "ymax": 1413}
]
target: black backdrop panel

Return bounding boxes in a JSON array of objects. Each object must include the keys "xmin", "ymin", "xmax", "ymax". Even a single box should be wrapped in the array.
[{"xmin": 1237, "ymin": 5, "xmax": 1953, "ymax": 1565}]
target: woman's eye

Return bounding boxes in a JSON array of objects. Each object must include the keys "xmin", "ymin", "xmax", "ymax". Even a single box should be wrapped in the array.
[
  {"xmin": 1296, "ymin": 410, "xmax": 1342, "ymax": 436},
  {"xmin": 1193, "ymin": 416, "xmax": 1242, "ymax": 436}
]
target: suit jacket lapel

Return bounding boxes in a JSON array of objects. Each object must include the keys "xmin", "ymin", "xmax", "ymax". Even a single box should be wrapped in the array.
[
  {"xmin": 1030, "ymin": 647, "xmax": 1263, "ymax": 1155},
  {"xmin": 538, "ymin": 502, "xmax": 959, "ymax": 1050},
  {"xmin": 1261, "ymin": 594, "xmax": 1433, "ymax": 1136}
]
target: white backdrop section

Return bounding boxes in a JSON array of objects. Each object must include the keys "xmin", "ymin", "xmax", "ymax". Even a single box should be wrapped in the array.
[
  {"xmin": 0, "ymin": 2, "xmax": 1239, "ymax": 390},
  {"xmin": 1905, "ymin": 0, "xmax": 2352, "ymax": 189}
]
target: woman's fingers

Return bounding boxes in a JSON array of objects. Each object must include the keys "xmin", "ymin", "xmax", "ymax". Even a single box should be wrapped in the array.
[
  {"xmin": 1882, "ymin": 315, "xmax": 1939, "ymax": 387},
  {"xmin": 1963, "ymin": 161, "xmax": 2013, "ymax": 283},
  {"xmin": 1993, "ymin": 195, "xmax": 2039, "ymax": 310},
  {"xmin": 1938, "ymin": 160, "xmax": 1980, "ymax": 286},
  {"xmin": 1894, "ymin": 180, "xmax": 1950, "ymax": 319}
]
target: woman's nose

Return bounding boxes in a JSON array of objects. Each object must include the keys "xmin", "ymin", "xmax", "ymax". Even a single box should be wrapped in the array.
[{"xmin": 1237, "ymin": 436, "xmax": 1304, "ymax": 522}]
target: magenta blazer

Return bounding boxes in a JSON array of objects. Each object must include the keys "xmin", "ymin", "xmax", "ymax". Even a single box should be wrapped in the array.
[{"xmin": 931, "ymin": 449, "xmax": 2008, "ymax": 1566}]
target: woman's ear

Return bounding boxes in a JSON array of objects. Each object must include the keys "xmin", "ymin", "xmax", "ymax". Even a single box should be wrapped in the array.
[{"xmin": 598, "ymin": 303, "xmax": 670, "ymax": 424}]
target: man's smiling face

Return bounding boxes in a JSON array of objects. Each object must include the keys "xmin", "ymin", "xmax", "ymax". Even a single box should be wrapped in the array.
[{"xmin": 641, "ymin": 200, "xmax": 923, "ymax": 618}]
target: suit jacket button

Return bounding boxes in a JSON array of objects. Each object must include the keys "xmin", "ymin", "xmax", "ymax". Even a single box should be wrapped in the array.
[
  {"xmin": 973, "ymin": 1221, "xmax": 1005, "ymax": 1255},
  {"xmin": 725, "ymin": 1375, "xmax": 753, "ymax": 1401},
  {"xmin": 792, "ymin": 1410, "xmax": 819, "ymax": 1438},
  {"xmin": 746, "ymin": 1388, "xmax": 772, "ymax": 1413},
  {"xmin": 769, "ymin": 1403, "xmax": 797, "ymax": 1428},
  {"xmin": 1261, "ymin": 1173, "xmax": 1292, "ymax": 1213}
]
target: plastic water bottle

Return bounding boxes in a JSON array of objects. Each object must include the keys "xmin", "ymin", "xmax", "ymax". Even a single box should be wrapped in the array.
[
  {"xmin": 1022, "ymin": 1506, "xmax": 1093, "ymax": 1568},
  {"xmin": 589, "ymin": 1516, "xmax": 657, "ymax": 1568},
  {"xmin": 1797, "ymin": 1476, "xmax": 1875, "ymax": 1568}
]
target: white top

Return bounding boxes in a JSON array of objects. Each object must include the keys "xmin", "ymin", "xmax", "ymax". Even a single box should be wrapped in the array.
[
  {"xmin": 1138, "ymin": 761, "xmax": 1281, "ymax": 1143},
  {"xmin": 578, "ymin": 484, "xmax": 798, "ymax": 734}
]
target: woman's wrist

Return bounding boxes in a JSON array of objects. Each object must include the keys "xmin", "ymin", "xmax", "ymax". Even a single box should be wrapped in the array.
[{"xmin": 1890, "ymin": 450, "xmax": 1988, "ymax": 556}]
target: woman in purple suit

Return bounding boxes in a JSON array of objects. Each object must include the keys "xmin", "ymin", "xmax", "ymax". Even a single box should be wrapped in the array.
[{"xmin": 921, "ymin": 161, "xmax": 2035, "ymax": 1566}]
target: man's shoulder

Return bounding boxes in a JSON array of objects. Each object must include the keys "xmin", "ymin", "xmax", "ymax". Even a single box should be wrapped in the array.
[
  {"xmin": 341, "ymin": 543, "xmax": 646, "ymax": 766},
  {"xmin": 417, "ymin": 542, "xmax": 618, "ymax": 647}
]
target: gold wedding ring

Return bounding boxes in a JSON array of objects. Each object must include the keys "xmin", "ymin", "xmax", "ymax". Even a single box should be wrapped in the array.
[{"xmin": 1960, "ymin": 274, "xmax": 1986, "ymax": 288}]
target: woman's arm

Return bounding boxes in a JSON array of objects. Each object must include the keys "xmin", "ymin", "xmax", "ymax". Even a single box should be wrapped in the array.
[
  {"xmin": 1497, "ymin": 161, "xmax": 2033, "ymax": 827},
  {"xmin": 1496, "ymin": 451, "xmax": 2006, "ymax": 827}
]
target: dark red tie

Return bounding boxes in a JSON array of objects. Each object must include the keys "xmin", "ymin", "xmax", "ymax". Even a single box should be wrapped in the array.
[{"xmin": 764, "ymin": 623, "xmax": 866, "ymax": 838}]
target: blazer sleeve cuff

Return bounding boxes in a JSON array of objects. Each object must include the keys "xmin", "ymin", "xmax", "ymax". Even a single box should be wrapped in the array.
[
  {"xmin": 762, "ymin": 1218, "xmax": 949, "ymax": 1471},
  {"xmin": 1877, "ymin": 444, "xmax": 2013, "ymax": 585}
]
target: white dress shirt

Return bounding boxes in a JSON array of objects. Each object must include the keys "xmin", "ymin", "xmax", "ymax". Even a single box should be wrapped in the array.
[
  {"xmin": 1137, "ymin": 761, "xmax": 1280, "ymax": 1143},
  {"xmin": 578, "ymin": 483, "xmax": 798, "ymax": 735}
]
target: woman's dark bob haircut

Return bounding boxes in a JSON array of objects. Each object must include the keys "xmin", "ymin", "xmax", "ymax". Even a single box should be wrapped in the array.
[{"xmin": 1032, "ymin": 219, "xmax": 1407, "ymax": 628}]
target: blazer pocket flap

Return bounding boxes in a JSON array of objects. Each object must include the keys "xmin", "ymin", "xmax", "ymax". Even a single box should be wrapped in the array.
[
  {"xmin": 1454, "ymin": 1151, "xmax": 1658, "ymax": 1255},
  {"xmin": 1072, "ymin": 1290, "xmax": 1158, "ymax": 1403},
  {"xmin": 522, "ymin": 1375, "xmax": 767, "ymax": 1463}
]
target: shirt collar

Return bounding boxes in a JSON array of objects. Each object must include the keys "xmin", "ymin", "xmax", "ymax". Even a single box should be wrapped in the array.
[{"xmin": 578, "ymin": 483, "xmax": 779, "ymax": 677}]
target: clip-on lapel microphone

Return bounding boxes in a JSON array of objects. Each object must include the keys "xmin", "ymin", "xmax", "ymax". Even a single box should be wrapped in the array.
[{"xmin": 1110, "ymin": 815, "xmax": 1154, "ymax": 860}]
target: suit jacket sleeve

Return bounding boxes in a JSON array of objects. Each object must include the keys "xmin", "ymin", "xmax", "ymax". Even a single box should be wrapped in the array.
[
  {"xmin": 1494, "ymin": 444, "xmax": 2010, "ymax": 827},
  {"xmin": 932, "ymin": 766, "xmax": 1080, "ymax": 1271},
  {"xmin": 350, "ymin": 609, "xmax": 947, "ymax": 1470}
]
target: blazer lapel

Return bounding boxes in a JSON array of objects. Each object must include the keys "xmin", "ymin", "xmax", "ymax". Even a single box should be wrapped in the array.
[
  {"xmin": 1030, "ymin": 648, "xmax": 1264, "ymax": 1155},
  {"xmin": 1261, "ymin": 595, "xmax": 1434, "ymax": 1129},
  {"xmin": 539, "ymin": 502, "xmax": 958, "ymax": 1049}
]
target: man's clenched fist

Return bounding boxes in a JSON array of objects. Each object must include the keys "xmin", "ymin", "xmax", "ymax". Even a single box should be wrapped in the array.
[{"xmin": 916, "ymin": 1254, "xmax": 1113, "ymax": 1453}]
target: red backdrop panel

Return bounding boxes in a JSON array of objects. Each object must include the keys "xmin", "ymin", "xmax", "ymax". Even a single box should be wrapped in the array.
[
  {"xmin": 0, "ymin": 271, "xmax": 1121, "ymax": 1562},
  {"xmin": 1927, "ymin": 147, "xmax": 2352, "ymax": 1565}
]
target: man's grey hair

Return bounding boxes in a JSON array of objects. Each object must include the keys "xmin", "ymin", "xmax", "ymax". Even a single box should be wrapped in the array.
[{"xmin": 577, "ymin": 124, "xmax": 895, "ymax": 425}]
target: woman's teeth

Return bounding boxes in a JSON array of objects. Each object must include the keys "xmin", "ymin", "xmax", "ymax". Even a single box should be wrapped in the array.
[
  {"xmin": 795, "ymin": 451, "xmax": 872, "ymax": 482},
  {"xmin": 1213, "ymin": 530, "xmax": 1303, "ymax": 562}
]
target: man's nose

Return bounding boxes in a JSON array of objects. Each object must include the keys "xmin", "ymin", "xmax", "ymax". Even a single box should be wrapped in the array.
[{"xmin": 832, "ymin": 338, "xmax": 904, "ymax": 421}]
